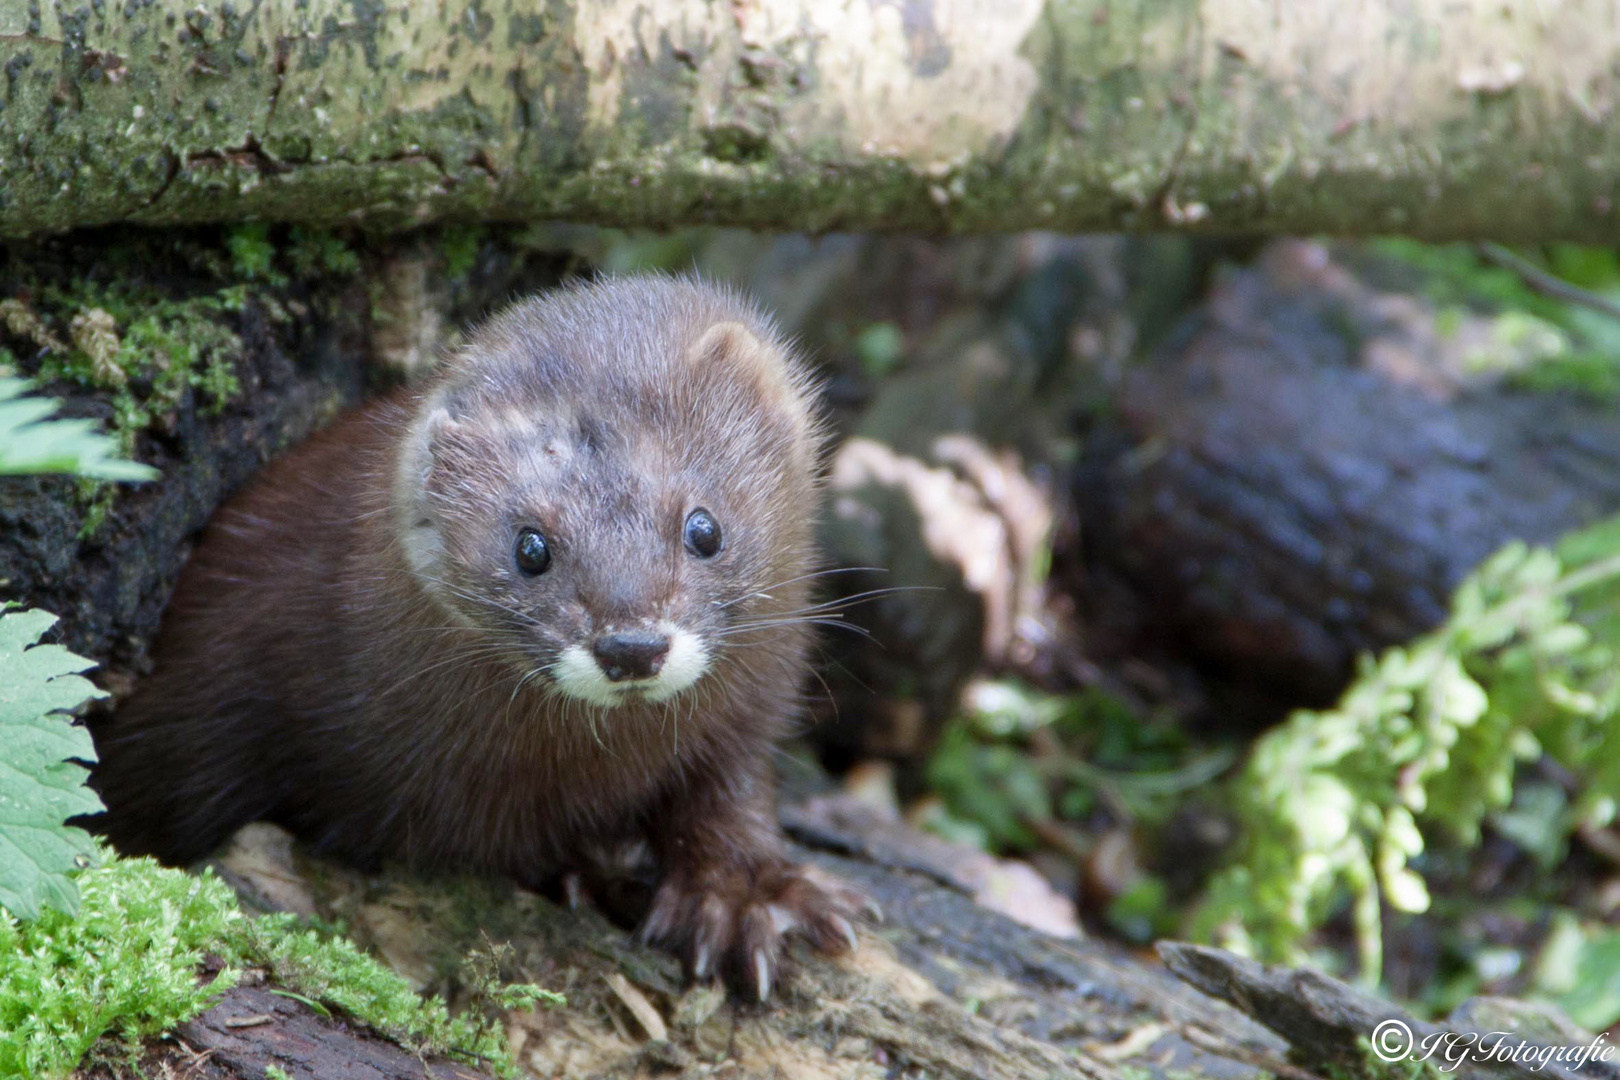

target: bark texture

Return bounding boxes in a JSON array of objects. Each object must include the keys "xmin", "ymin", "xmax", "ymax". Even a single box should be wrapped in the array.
[
  {"xmin": 4, "ymin": 1, "xmax": 1620, "ymax": 240},
  {"xmin": 187, "ymin": 806, "xmax": 1605, "ymax": 1080},
  {"xmin": 1073, "ymin": 240, "xmax": 1620, "ymax": 715},
  {"xmin": 167, "ymin": 982, "xmax": 492, "ymax": 1080},
  {"xmin": 1160, "ymin": 943, "xmax": 1620, "ymax": 1080},
  {"xmin": 201, "ymin": 811, "xmax": 1290, "ymax": 1080}
]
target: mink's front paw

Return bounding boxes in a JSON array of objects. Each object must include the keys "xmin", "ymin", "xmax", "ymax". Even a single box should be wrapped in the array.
[{"xmin": 639, "ymin": 860, "xmax": 873, "ymax": 1001}]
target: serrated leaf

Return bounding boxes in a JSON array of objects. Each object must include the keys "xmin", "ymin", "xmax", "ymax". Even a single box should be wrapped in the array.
[
  {"xmin": 0, "ymin": 608, "xmax": 104, "ymax": 727},
  {"xmin": 0, "ymin": 607, "xmax": 107, "ymax": 920},
  {"xmin": 0, "ymin": 376, "xmax": 157, "ymax": 481}
]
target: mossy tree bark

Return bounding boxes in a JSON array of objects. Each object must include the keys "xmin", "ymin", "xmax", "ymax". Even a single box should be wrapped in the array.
[{"xmin": 3, "ymin": 0, "xmax": 1620, "ymax": 241}]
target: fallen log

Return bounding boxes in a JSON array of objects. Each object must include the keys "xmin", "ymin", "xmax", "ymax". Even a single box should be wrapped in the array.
[
  {"xmin": 198, "ymin": 809, "xmax": 1288, "ymax": 1080},
  {"xmin": 1073, "ymin": 240, "xmax": 1620, "ymax": 718},
  {"xmin": 167, "ymin": 979, "xmax": 493, "ymax": 1080},
  {"xmin": 1160, "ymin": 942, "xmax": 1620, "ymax": 1080},
  {"xmin": 7, "ymin": 2, "xmax": 1620, "ymax": 242},
  {"xmin": 154, "ymin": 799, "xmax": 1603, "ymax": 1080}
]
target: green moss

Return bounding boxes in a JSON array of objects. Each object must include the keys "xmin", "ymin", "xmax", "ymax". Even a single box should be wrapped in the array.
[
  {"xmin": 287, "ymin": 227, "xmax": 363, "ymax": 279},
  {"xmin": 440, "ymin": 224, "xmax": 485, "ymax": 279},
  {"xmin": 0, "ymin": 850, "xmax": 563, "ymax": 1080},
  {"xmin": 225, "ymin": 223, "xmax": 358, "ymax": 289},
  {"xmin": 34, "ymin": 287, "xmax": 244, "ymax": 424},
  {"xmin": 1310, "ymin": 1037, "xmax": 1451, "ymax": 1080},
  {"xmin": 13, "ymin": 279, "xmax": 246, "ymax": 536},
  {"xmin": 0, "ymin": 852, "xmax": 243, "ymax": 1079},
  {"xmin": 225, "ymin": 223, "xmax": 285, "ymax": 284},
  {"xmin": 0, "ymin": 226, "xmax": 364, "ymax": 535},
  {"xmin": 226, "ymin": 915, "xmax": 561, "ymax": 1075},
  {"xmin": 72, "ymin": 477, "xmax": 115, "ymax": 539}
]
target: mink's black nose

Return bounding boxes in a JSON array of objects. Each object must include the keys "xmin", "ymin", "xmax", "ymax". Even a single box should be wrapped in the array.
[{"xmin": 592, "ymin": 631, "xmax": 670, "ymax": 682}]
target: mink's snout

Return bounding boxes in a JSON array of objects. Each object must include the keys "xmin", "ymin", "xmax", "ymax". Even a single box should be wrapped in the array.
[{"xmin": 592, "ymin": 630, "xmax": 671, "ymax": 682}]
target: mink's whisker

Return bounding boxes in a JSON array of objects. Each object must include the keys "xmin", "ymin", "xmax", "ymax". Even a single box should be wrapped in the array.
[{"xmin": 712, "ymin": 567, "xmax": 888, "ymax": 610}]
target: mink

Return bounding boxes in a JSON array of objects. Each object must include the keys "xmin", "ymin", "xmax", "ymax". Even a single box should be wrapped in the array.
[{"xmin": 91, "ymin": 276, "xmax": 866, "ymax": 999}]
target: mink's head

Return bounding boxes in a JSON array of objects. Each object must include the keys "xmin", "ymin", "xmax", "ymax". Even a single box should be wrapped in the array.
[{"xmin": 391, "ymin": 275, "xmax": 823, "ymax": 708}]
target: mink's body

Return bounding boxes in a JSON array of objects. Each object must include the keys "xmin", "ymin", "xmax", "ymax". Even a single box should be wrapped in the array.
[{"xmin": 92, "ymin": 276, "xmax": 863, "ymax": 997}]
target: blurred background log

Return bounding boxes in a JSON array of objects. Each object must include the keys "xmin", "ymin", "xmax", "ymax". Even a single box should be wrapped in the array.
[{"xmin": 1072, "ymin": 241, "xmax": 1620, "ymax": 723}]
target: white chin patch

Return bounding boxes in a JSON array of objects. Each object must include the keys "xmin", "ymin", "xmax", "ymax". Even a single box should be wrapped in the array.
[{"xmin": 549, "ymin": 622, "xmax": 710, "ymax": 708}]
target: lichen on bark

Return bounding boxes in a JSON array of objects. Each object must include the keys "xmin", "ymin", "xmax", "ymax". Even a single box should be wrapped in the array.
[{"xmin": 2, "ymin": 1, "xmax": 1618, "ymax": 240}]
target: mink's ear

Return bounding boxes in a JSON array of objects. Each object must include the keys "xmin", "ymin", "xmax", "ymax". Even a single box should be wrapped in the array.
[
  {"xmin": 686, "ymin": 319, "xmax": 819, "ymax": 465},
  {"xmin": 687, "ymin": 320, "xmax": 799, "ymax": 411},
  {"xmin": 395, "ymin": 392, "xmax": 473, "ymax": 525},
  {"xmin": 423, "ymin": 404, "xmax": 467, "ymax": 457},
  {"xmin": 421, "ymin": 385, "xmax": 492, "ymax": 476},
  {"xmin": 687, "ymin": 320, "xmax": 765, "ymax": 370}
]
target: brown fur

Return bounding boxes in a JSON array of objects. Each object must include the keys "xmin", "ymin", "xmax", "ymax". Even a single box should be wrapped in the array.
[{"xmin": 91, "ymin": 276, "xmax": 865, "ymax": 997}]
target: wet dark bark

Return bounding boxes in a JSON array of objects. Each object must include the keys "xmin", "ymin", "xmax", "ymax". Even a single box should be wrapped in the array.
[
  {"xmin": 165, "ymin": 982, "xmax": 492, "ymax": 1080},
  {"xmin": 1072, "ymin": 242, "xmax": 1620, "ymax": 722}
]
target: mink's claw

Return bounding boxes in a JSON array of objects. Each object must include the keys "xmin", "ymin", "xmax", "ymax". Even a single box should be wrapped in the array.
[
  {"xmin": 754, "ymin": 949, "xmax": 772, "ymax": 1002},
  {"xmin": 640, "ymin": 861, "xmax": 872, "ymax": 1000}
]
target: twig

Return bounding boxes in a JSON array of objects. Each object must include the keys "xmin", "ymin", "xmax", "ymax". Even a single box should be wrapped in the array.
[{"xmin": 1476, "ymin": 243, "xmax": 1620, "ymax": 323}]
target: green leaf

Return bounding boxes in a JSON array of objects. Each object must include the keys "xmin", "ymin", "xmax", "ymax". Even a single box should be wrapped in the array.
[
  {"xmin": 1551, "ymin": 928, "xmax": 1620, "ymax": 1030},
  {"xmin": 0, "ymin": 607, "xmax": 107, "ymax": 920},
  {"xmin": 0, "ymin": 377, "xmax": 157, "ymax": 481}
]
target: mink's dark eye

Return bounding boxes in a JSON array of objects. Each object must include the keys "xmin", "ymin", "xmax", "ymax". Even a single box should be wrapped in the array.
[
  {"xmin": 515, "ymin": 529, "xmax": 551, "ymax": 575},
  {"xmin": 683, "ymin": 508, "xmax": 722, "ymax": 558}
]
